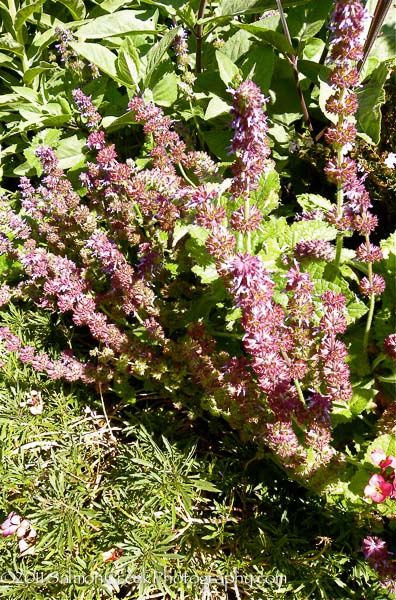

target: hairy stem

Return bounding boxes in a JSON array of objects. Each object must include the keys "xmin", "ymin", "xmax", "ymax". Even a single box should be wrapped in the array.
[
  {"xmin": 275, "ymin": 0, "xmax": 314, "ymax": 138},
  {"xmin": 196, "ymin": 0, "xmax": 207, "ymax": 74}
]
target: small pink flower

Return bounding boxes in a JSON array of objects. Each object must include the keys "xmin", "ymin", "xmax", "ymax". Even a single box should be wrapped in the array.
[
  {"xmin": 1, "ymin": 512, "xmax": 21, "ymax": 537},
  {"xmin": 364, "ymin": 474, "xmax": 393, "ymax": 503}
]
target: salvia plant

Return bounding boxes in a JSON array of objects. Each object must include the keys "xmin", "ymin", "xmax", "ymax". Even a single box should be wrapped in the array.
[{"xmin": 0, "ymin": 0, "xmax": 395, "ymax": 598}]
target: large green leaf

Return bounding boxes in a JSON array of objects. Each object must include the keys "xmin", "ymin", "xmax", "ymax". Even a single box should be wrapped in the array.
[
  {"xmin": 234, "ymin": 22, "xmax": 294, "ymax": 55},
  {"xmin": 76, "ymin": 10, "xmax": 157, "ymax": 39},
  {"xmin": 215, "ymin": 50, "xmax": 240, "ymax": 86},
  {"xmin": 56, "ymin": 0, "xmax": 86, "ymax": 19},
  {"xmin": 14, "ymin": 0, "xmax": 45, "ymax": 31},
  {"xmin": 218, "ymin": 0, "xmax": 309, "ymax": 17},
  {"xmin": 356, "ymin": 62, "xmax": 390, "ymax": 144},
  {"xmin": 70, "ymin": 42, "xmax": 118, "ymax": 80},
  {"xmin": 144, "ymin": 27, "xmax": 179, "ymax": 88},
  {"xmin": 117, "ymin": 38, "xmax": 141, "ymax": 89}
]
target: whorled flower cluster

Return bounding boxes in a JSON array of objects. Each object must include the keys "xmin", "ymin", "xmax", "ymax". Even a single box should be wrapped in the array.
[
  {"xmin": 325, "ymin": 0, "xmax": 385, "ymax": 294},
  {"xmin": 220, "ymin": 253, "xmax": 352, "ymax": 473},
  {"xmin": 228, "ymin": 80, "xmax": 272, "ymax": 199}
]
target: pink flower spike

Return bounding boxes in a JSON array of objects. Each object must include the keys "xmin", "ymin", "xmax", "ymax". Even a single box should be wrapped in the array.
[
  {"xmin": 1, "ymin": 512, "xmax": 21, "ymax": 537},
  {"xmin": 364, "ymin": 474, "xmax": 393, "ymax": 503}
]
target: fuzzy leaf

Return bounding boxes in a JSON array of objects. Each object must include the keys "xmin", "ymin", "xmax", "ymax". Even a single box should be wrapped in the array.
[
  {"xmin": 357, "ymin": 63, "xmax": 390, "ymax": 144},
  {"xmin": 296, "ymin": 193, "xmax": 332, "ymax": 213},
  {"xmin": 144, "ymin": 27, "xmax": 179, "ymax": 88}
]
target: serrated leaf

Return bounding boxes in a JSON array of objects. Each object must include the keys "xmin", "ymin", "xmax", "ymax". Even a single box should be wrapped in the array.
[
  {"xmin": 357, "ymin": 62, "xmax": 390, "ymax": 144},
  {"xmin": 14, "ymin": 0, "xmax": 45, "ymax": 31},
  {"xmin": 290, "ymin": 220, "xmax": 337, "ymax": 244},
  {"xmin": 76, "ymin": 10, "xmax": 157, "ymax": 39},
  {"xmin": 350, "ymin": 380, "xmax": 377, "ymax": 416},
  {"xmin": 70, "ymin": 42, "xmax": 118, "ymax": 79},
  {"xmin": 215, "ymin": 50, "xmax": 240, "ymax": 86},
  {"xmin": 117, "ymin": 38, "xmax": 140, "ymax": 88},
  {"xmin": 251, "ymin": 168, "xmax": 280, "ymax": 216},
  {"xmin": 296, "ymin": 193, "xmax": 332, "ymax": 212},
  {"xmin": 346, "ymin": 300, "xmax": 368, "ymax": 322},
  {"xmin": 144, "ymin": 27, "xmax": 179, "ymax": 88},
  {"xmin": 152, "ymin": 71, "xmax": 177, "ymax": 107}
]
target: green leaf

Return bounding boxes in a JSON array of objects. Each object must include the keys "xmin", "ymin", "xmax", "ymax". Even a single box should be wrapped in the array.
[
  {"xmin": 56, "ymin": 134, "xmax": 86, "ymax": 170},
  {"xmin": 251, "ymin": 168, "xmax": 280, "ymax": 216},
  {"xmin": 14, "ymin": 0, "xmax": 45, "ymax": 31},
  {"xmin": 102, "ymin": 112, "xmax": 137, "ymax": 131},
  {"xmin": 290, "ymin": 220, "xmax": 337, "ymax": 244},
  {"xmin": 56, "ymin": 0, "xmax": 86, "ymax": 20},
  {"xmin": 204, "ymin": 95, "xmax": 231, "ymax": 120},
  {"xmin": 117, "ymin": 38, "xmax": 141, "ymax": 88},
  {"xmin": 0, "ymin": 34, "xmax": 24, "ymax": 57},
  {"xmin": 296, "ymin": 193, "xmax": 332, "ymax": 213},
  {"xmin": 76, "ymin": 10, "xmax": 157, "ymax": 39},
  {"xmin": 318, "ymin": 73, "xmax": 338, "ymax": 124},
  {"xmin": 350, "ymin": 380, "xmax": 377, "ymax": 416},
  {"xmin": 366, "ymin": 435, "xmax": 396, "ymax": 462},
  {"xmin": 356, "ymin": 63, "xmax": 390, "ymax": 144},
  {"xmin": 70, "ymin": 42, "xmax": 118, "ymax": 79},
  {"xmin": 218, "ymin": 0, "xmax": 309, "ymax": 17},
  {"xmin": 215, "ymin": 50, "xmax": 240, "ymax": 86},
  {"xmin": 144, "ymin": 27, "xmax": 179, "ymax": 88},
  {"xmin": 234, "ymin": 22, "xmax": 294, "ymax": 55},
  {"xmin": 11, "ymin": 85, "xmax": 42, "ymax": 104},
  {"xmin": 222, "ymin": 29, "xmax": 252, "ymax": 63},
  {"xmin": 191, "ymin": 264, "xmax": 219, "ymax": 284},
  {"xmin": 152, "ymin": 71, "xmax": 177, "ymax": 107}
]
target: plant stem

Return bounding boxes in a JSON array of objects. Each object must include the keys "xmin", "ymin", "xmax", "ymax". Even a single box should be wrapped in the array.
[
  {"xmin": 244, "ymin": 188, "xmax": 251, "ymax": 254},
  {"xmin": 275, "ymin": 0, "xmax": 314, "ymax": 138},
  {"xmin": 358, "ymin": 0, "xmax": 393, "ymax": 74},
  {"xmin": 362, "ymin": 235, "xmax": 375, "ymax": 352},
  {"xmin": 196, "ymin": 0, "xmax": 207, "ymax": 74}
]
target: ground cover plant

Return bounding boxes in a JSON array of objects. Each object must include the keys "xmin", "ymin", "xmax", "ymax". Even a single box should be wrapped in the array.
[{"xmin": 0, "ymin": 0, "xmax": 395, "ymax": 598}]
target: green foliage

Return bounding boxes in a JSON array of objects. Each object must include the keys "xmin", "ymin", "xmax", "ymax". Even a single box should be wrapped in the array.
[{"xmin": 0, "ymin": 1, "xmax": 395, "ymax": 598}]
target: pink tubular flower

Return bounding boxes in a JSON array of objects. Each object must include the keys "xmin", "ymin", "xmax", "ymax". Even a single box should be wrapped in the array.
[
  {"xmin": 228, "ymin": 80, "xmax": 271, "ymax": 198},
  {"xmin": 359, "ymin": 274, "xmax": 386, "ymax": 296},
  {"xmin": 364, "ymin": 474, "xmax": 393, "ymax": 503}
]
